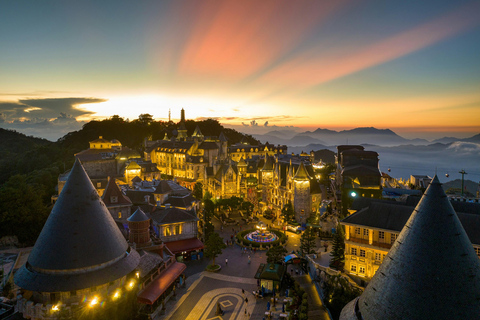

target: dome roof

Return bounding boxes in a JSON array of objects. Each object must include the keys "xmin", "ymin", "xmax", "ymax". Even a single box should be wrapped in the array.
[
  {"xmin": 341, "ymin": 176, "xmax": 480, "ymax": 319},
  {"xmin": 15, "ymin": 159, "xmax": 140, "ymax": 292}
]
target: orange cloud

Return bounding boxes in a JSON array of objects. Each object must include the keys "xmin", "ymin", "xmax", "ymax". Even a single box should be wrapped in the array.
[
  {"xmin": 259, "ymin": 1, "xmax": 480, "ymax": 88},
  {"xmin": 177, "ymin": 0, "xmax": 349, "ymax": 79}
]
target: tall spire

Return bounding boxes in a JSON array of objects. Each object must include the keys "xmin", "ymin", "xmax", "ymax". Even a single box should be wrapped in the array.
[
  {"xmin": 340, "ymin": 175, "xmax": 480, "ymax": 320},
  {"xmin": 181, "ymin": 108, "xmax": 185, "ymax": 123}
]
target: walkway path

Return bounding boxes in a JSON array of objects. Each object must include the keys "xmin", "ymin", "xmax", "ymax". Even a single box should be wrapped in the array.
[{"xmin": 295, "ymin": 274, "xmax": 330, "ymax": 320}]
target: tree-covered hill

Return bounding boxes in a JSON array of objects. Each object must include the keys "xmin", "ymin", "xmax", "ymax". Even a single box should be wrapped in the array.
[{"xmin": 0, "ymin": 116, "xmax": 259, "ymax": 245}]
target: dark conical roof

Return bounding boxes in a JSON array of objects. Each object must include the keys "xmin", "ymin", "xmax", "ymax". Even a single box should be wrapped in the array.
[
  {"xmin": 128, "ymin": 207, "xmax": 149, "ymax": 222},
  {"xmin": 15, "ymin": 159, "xmax": 140, "ymax": 292},
  {"xmin": 293, "ymin": 162, "xmax": 310, "ymax": 181},
  {"xmin": 341, "ymin": 176, "xmax": 480, "ymax": 320},
  {"xmin": 262, "ymin": 156, "xmax": 274, "ymax": 171},
  {"xmin": 219, "ymin": 132, "xmax": 228, "ymax": 142}
]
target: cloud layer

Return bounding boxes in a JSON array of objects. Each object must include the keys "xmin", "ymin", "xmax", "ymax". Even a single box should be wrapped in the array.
[{"xmin": 0, "ymin": 97, "xmax": 107, "ymax": 140}]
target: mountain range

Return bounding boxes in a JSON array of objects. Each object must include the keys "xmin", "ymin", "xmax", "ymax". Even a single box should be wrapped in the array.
[{"xmin": 253, "ymin": 127, "xmax": 480, "ymax": 147}]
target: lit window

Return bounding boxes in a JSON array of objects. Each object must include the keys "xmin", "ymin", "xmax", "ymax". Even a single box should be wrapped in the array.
[
  {"xmin": 351, "ymin": 265, "xmax": 357, "ymax": 272},
  {"xmin": 475, "ymin": 247, "xmax": 480, "ymax": 258},
  {"xmin": 391, "ymin": 234, "xmax": 398, "ymax": 244},
  {"xmin": 378, "ymin": 231, "xmax": 385, "ymax": 239},
  {"xmin": 375, "ymin": 253, "xmax": 382, "ymax": 261},
  {"xmin": 351, "ymin": 248, "xmax": 357, "ymax": 255},
  {"xmin": 97, "ymin": 182, "xmax": 102, "ymax": 188},
  {"xmin": 359, "ymin": 266, "xmax": 365, "ymax": 274},
  {"xmin": 355, "ymin": 228, "xmax": 361, "ymax": 235},
  {"xmin": 175, "ymin": 225, "xmax": 180, "ymax": 235},
  {"xmin": 363, "ymin": 229, "xmax": 369, "ymax": 236},
  {"xmin": 165, "ymin": 227, "xmax": 171, "ymax": 237},
  {"xmin": 118, "ymin": 212, "xmax": 122, "ymax": 219},
  {"xmin": 360, "ymin": 250, "xmax": 366, "ymax": 257}
]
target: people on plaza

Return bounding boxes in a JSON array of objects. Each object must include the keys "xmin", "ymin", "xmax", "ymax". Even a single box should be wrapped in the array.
[{"xmin": 225, "ymin": 258, "xmax": 228, "ymax": 265}]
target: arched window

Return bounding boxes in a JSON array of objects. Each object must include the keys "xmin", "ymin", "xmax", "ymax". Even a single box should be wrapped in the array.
[{"xmin": 118, "ymin": 212, "xmax": 122, "ymax": 219}]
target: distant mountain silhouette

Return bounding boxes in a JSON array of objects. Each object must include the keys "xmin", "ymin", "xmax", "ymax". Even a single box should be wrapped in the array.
[{"xmin": 254, "ymin": 127, "xmax": 432, "ymax": 147}]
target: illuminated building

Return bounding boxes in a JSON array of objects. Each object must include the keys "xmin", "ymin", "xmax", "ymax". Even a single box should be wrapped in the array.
[
  {"xmin": 261, "ymin": 155, "xmax": 322, "ymax": 223},
  {"xmin": 341, "ymin": 194, "xmax": 480, "ymax": 280},
  {"xmin": 340, "ymin": 176, "xmax": 480, "ymax": 319},
  {"xmin": 334, "ymin": 145, "xmax": 382, "ymax": 216},
  {"xmin": 15, "ymin": 159, "xmax": 141, "ymax": 319}
]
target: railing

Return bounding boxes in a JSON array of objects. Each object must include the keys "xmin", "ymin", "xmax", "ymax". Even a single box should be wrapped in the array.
[{"xmin": 347, "ymin": 237, "xmax": 392, "ymax": 250}]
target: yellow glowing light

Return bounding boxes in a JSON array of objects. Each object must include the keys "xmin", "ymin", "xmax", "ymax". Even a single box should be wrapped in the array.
[
  {"xmin": 135, "ymin": 272, "xmax": 140, "ymax": 278},
  {"xmin": 24, "ymin": 107, "xmax": 42, "ymax": 113},
  {"xmin": 127, "ymin": 280, "xmax": 136, "ymax": 290},
  {"xmin": 51, "ymin": 304, "xmax": 60, "ymax": 312},
  {"xmin": 112, "ymin": 290, "xmax": 121, "ymax": 300},
  {"xmin": 89, "ymin": 296, "xmax": 99, "ymax": 308}
]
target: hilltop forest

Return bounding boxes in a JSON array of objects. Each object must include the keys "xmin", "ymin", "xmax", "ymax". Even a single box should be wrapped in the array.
[{"xmin": 0, "ymin": 115, "xmax": 258, "ymax": 245}]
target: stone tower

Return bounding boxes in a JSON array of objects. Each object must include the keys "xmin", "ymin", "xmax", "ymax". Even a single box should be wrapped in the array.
[
  {"xmin": 293, "ymin": 162, "xmax": 311, "ymax": 223},
  {"xmin": 127, "ymin": 207, "xmax": 152, "ymax": 249},
  {"xmin": 177, "ymin": 108, "xmax": 188, "ymax": 140}
]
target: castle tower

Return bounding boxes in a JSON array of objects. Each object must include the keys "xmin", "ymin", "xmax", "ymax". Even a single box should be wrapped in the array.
[
  {"xmin": 14, "ymin": 159, "xmax": 140, "ymax": 312},
  {"xmin": 127, "ymin": 208, "xmax": 152, "ymax": 249},
  {"xmin": 177, "ymin": 108, "xmax": 188, "ymax": 140},
  {"xmin": 293, "ymin": 162, "xmax": 311, "ymax": 223},
  {"xmin": 340, "ymin": 176, "xmax": 480, "ymax": 320},
  {"xmin": 218, "ymin": 132, "xmax": 228, "ymax": 159}
]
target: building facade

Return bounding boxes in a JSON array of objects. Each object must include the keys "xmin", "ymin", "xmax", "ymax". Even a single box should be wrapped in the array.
[{"xmin": 341, "ymin": 196, "xmax": 480, "ymax": 280}]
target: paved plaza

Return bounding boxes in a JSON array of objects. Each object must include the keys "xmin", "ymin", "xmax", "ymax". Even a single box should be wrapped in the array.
[{"xmin": 155, "ymin": 217, "xmax": 331, "ymax": 320}]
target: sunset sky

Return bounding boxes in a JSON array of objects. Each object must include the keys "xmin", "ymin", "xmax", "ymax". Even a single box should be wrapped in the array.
[{"xmin": 1, "ymin": 0, "xmax": 479, "ymax": 140}]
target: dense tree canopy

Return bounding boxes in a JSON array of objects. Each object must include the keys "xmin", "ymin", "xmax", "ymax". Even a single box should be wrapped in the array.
[{"xmin": 0, "ymin": 117, "xmax": 258, "ymax": 245}]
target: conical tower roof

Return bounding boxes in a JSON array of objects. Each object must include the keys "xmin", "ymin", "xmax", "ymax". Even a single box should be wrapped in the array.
[
  {"xmin": 192, "ymin": 125, "xmax": 203, "ymax": 137},
  {"xmin": 15, "ymin": 159, "xmax": 140, "ymax": 292},
  {"xmin": 262, "ymin": 156, "xmax": 274, "ymax": 171},
  {"xmin": 341, "ymin": 176, "xmax": 480, "ymax": 319},
  {"xmin": 219, "ymin": 132, "xmax": 228, "ymax": 142},
  {"xmin": 293, "ymin": 162, "xmax": 310, "ymax": 181},
  {"xmin": 128, "ymin": 207, "xmax": 149, "ymax": 222}
]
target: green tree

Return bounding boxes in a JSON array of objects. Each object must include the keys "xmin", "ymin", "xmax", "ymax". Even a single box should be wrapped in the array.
[
  {"xmin": 329, "ymin": 225, "xmax": 345, "ymax": 271},
  {"xmin": 300, "ymin": 227, "xmax": 317, "ymax": 256},
  {"xmin": 240, "ymin": 200, "xmax": 254, "ymax": 216},
  {"xmin": 281, "ymin": 201, "xmax": 295, "ymax": 226},
  {"xmin": 203, "ymin": 191, "xmax": 213, "ymax": 201},
  {"xmin": 0, "ymin": 174, "xmax": 50, "ymax": 245},
  {"xmin": 204, "ymin": 199, "xmax": 215, "ymax": 222},
  {"xmin": 204, "ymin": 232, "xmax": 226, "ymax": 267},
  {"xmin": 266, "ymin": 244, "xmax": 288, "ymax": 264},
  {"xmin": 193, "ymin": 182, "xmax": 203, "ymax": 199},
  {"xmin": 204, "ymin": 221, "xmax": 215, "ymax": 242},
  {"xmin": 137, "ymin": 113, "xmax": 154, "ymax": 125}
]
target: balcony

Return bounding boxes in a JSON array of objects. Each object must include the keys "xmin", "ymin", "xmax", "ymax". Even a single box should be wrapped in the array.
[{"xmin": 348, "ymin": 237, "xmax": 392, "ymax": 250}]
